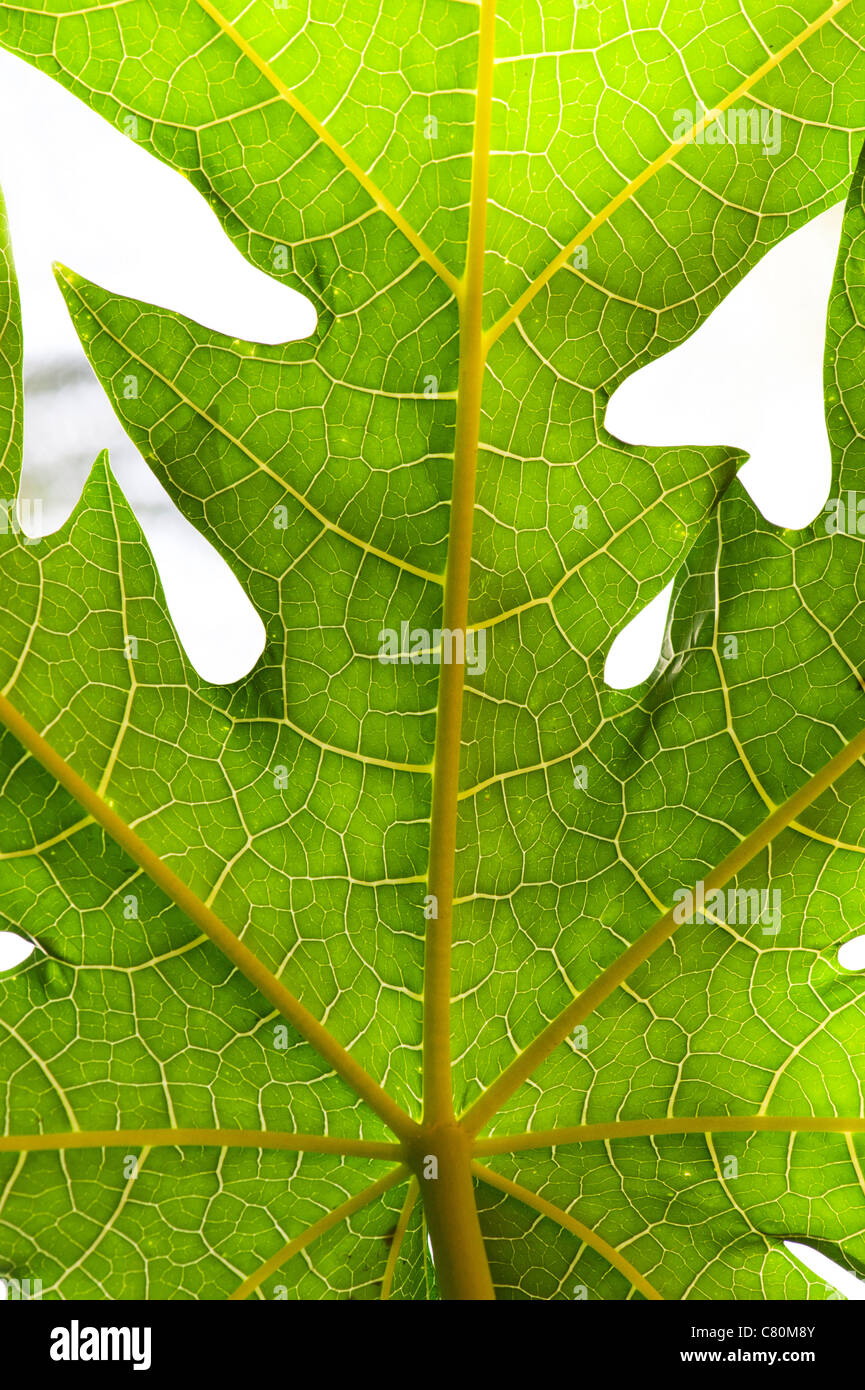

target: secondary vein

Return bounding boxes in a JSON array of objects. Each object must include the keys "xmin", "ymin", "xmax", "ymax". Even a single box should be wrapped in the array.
[
  {"xmin": 229, "ymin": 1164, "xmax": 409, "ymax": 1299},
  {"xmin": 461, "ymin": 718, "xmax": 865, "ymax": 1136},
  {"xmin": 0, "ymin": 690, "xmax": 418, "ymax": 1143},
  {"xmin": 474, "ymin": 1115, "xmax": 865, "ymax": 1154},
  {"xmin": 193, "ymin": 0, "xmax": 460, "ymax": 296},
  {"xmin": 484, "ymin": 0, "xmax": 855, "ymax": 349},
  {"xmin": 380, "ymin": 1178, "xmax": 419, "ymax": 1299},
  {"xmin": 472, "ymin": 1161, "xmax": 663, "ymax": 1299}
]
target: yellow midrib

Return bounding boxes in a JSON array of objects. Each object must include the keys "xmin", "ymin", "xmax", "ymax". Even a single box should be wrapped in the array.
[
  {"xmin": 0, "ymin": 0, "xmax": 858, "ymax": 1301},
  {"xmin": 421, "ymin": 0, "xmax": 497, "ymax": 1125}
]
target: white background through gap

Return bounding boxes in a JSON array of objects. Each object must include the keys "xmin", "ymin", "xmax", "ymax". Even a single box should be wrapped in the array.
[{"xmin": 0, "ymin": 45, "xmax": 862, "ymax": 1299}]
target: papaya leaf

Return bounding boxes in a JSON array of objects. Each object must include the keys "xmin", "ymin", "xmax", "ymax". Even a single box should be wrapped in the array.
[{"xmin": 1, "ymin": 0, "xmax": 865, "ymax": 1300}]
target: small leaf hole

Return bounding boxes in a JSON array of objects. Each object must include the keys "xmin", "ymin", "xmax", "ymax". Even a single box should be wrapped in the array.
[
  {"xmin": 0, "ymin": 931, "xmax": 36, "ymax": 971},
  {"xmin": 837, "ymin": 936, "xmax": 865, "ymax": 971},
  {"xmin": 786, "ymin": 1240, "xmax": 865, "ymax": 1299},
  {"xmin": 604, "ymin": 582, "xmax": 673, "ymax": 690}
]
